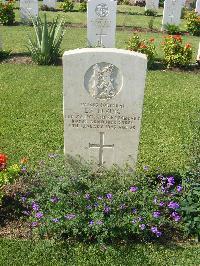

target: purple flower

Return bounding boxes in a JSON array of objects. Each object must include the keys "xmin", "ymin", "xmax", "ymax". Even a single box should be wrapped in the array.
[
  {"xmin": 132, "ymin": 219, "xmax": 137, "ymax": 224},
  {"xmin": 120, "ymin": 204, "xmax": 126, "ymax": 210},
  {"xmin": 106, "ymin": 193, "xmax": 112, "ymax": 200},
  {"xmin": 64, "ymin": 214, "xmax": 76, "ymax": 220},
  {"xmin": 23, "ymin": 210, "xmax": 30, "ymax": 216},
  {"xmin": 35, "ymin": 212, "xmax": 43, "ymax": 219},
  {"xmin": 139, "ymin": 224, "xmax": 146, "ymax": 230},
  {"xmin": 167, "ymin": 176, "xmax": 175, "ymax": 186},
  {"xmin": 153, "ymin": 211, "xmax": 161, "ymax": 218},
  {"xmin": 89, "ymin": 220, "xmax": 94, "ymax": 226},
  {"xmin": 132, "ymin": 208, "xmax": 137, "ymax": 214},
  {"xmin": 85, "ymin": 193, "xmax": 90, "ymax": 200},
  {"xmin": 153, "ymin": 197, "xmax": 157, "ymax": 204},
  {"xmin": 177, "ymin": 185, "xmax": 182, "ymax": 192},
  {"xmin": 158, "ymin": 175, "xmax": 165, "ymax": 181},
  {"xmin": 151, "ymin": 226, "xmax": 162, "ymax": 237},
  {"xmin": 130, "ymin": 186, "xmax": 138, "ymax": 192},
  {"xmin": 171, "ymin": 211, "xmax": 181, "ymax": 222},
  {"xmin": 21, "ymin": 167, "xmax": 27, "ymax": 173},
  {"xmin": 104, "ymin": 206, "xmax": 111, "ymax": 214},
  {"xmin": 143, "ymin": 166, "xmax": 149, "ymax": 171},
  {"xmin": 32, "ymin": 202, "xmax": 40, "ymax": 212},
  {"xmin": 31, "ymin": 222, "xmax": 38, "ymax": 227},
  {"xmin": 52, "ymin": 218, "xmax": 59, "ymax": 223},
  {"xmin": 138, "ymin": 217, "xmax": 143, "ymax": 222},
  {"xmin": 94, "ymin": 202, "xmax": 99, "ymax": 208},
  {"xmin": 168, "ymin": 201, "xmax": 180, "ymax": 209},
  {"xmin": 96, "ymin": 220, "xmax": 103, "ymax": 225},
  {"xmin": 97, "ymin": 196, "xmax": 103, "ymax": 200},
  {"xmin": 86, "ymin": 205, "xmax": 92, "ymax": 210},
  {"xmin": 50, "ymin": 196, "xmax": 59, "ymax": 203},
  {"xmin": 159, "ymin": 202, "xmax": 165, "ymax": 207},
  {"xmin": 21, "ymin": 196, "xmax": 27, "ymax": 202}
]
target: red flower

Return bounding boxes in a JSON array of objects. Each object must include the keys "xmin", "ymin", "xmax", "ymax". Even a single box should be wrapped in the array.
[
  {"xmin": 149, "ymin": 38, "xmax": 155, "ymax": 42},
  {"xmin": 140, "ymin": 43, "xmax": 147, "ymax": 49},
  {"xmin": 173, "ymin": 35, "xmax": 182, "ymax": 42},
  {"xmin": 185, "ymin": 43, "xmax": 191, "ymax": 49},
  {"xmin": 0, "ymin": 153, "xmax": 8, "ymax": 170}
]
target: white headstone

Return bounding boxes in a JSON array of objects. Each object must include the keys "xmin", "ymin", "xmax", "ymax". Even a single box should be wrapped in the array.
[
  {"xmin": 63, "ymin": 48, "xmax": 147, "ymax": 167},
  {"xmin": 87, "ymin": 0, "xmax": 117, "ymax": 48},
  {"xmin": 195, "ymin": 0, "xmax": 200, "ymax": 14},
  {"xmin": 20, "ymin": 0, "xmax": 38, "ymax": 21},
  {"xmin": 162, "ymin": 0, "xmax": 182, "ymax": 30},
  {"xmin": 145, "ymin": 0, "xmax": 159, "ymax": 10},
  {"xmin": 197, "ymin": 42, "xmax": 200, "ymax": 62},
  {"xmin": 43, "ymin": 0, "xmax": 56, "ymax": 8}
]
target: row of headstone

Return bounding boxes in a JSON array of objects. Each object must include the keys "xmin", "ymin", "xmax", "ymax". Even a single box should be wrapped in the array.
[
  {"xmin": 20, "ymin": 0, "xmax": 56, "ymax": 22},
  {"xmin": 196, "ymin": 0, "xmax": 200, "ymax": 14}
]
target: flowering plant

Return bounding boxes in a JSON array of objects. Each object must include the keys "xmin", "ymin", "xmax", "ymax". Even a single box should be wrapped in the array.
[
  {"xmin": 185, "ymin": 11, "xmax": 200, "ymax": 36},
  {"xmin": 0, "ymin": 0, "xmax": 15, "ymax": 26},
  {"xmin": 162, "ymin": 35, "xmax": 192, "ymax": 68},
  {"xmin": 126, "ymin": 34, "xmax": 156, "ymax": 68},
  {"xmin": 0, "ymin": 153, "xmax": 27, "ymax": 204},
  {"xmin": 21, "ymin": 156, "xmax": 184, "ymax": 243}
]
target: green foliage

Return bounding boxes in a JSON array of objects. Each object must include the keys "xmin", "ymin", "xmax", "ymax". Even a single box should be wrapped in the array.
[
  {"xmin": 0, "ymin": 0, "xmax": 15, "ymax": 25},
  {"xmin": 144, "ymin": 9, "xmax": 157, "ymax": 17},
  {"xmin": 162, "ymin": 35, "xmax": 193, "ymax": 68},
  {"xmin": 40, "ymin": 4, "xmax": 56, "ymax": 12},
  {"xmin": 181, "ymin": 171, "xmax": 200, "ymax": 240},
  {"xmin": 27, "ymin": 14, "xmax": 65, "ymax": 65},
  {"xmin": 61, "ymin": 0, "xmax": 74, "ymax": 12},
  {"xmin": 164, "ymin": 24, "xmax": 181, "ymax": 35},
  {"xmin": 78, "ymin": 1, "xmax": 87, "ymax": 12},
  {"xmin": 148, "ymin": 16, "xmax": 155, "ymax": 30},
  {"xmin": 21, "ymin": 156, "xmax": 184, "ymax": 243},
  {"xmin": 185, "ymin": 11, "xmax": 200, "ymax": 36},
  {"xmin": 0, "ymin": 49, "xmax": 10, "ymax": 61},
  {"xmin": 0, "ymin": 154, "xmax": 25, "ymax": 204},
  {"xmin": 126, "ymin": 34, "xmax": 156, "ymax": 68}
]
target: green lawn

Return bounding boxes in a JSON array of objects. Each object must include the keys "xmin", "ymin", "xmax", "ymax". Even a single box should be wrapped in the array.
[
  {"xmin": 0, "ymin": 64, "xmax": 199, "ymax": 173},
  {"xmin": 0, "ymin": 239, "xmax": 200, "ymax": 266}
]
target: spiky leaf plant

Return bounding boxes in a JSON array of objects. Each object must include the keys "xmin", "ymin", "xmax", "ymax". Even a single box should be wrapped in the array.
[{"xmin": 27, "ymin": 14, "xmax": 65, "ymax": 65}]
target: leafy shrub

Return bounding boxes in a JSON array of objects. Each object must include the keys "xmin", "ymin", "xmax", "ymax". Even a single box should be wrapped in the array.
[
  {"xmin": 159, "ymin": 0, "xmax": 164, "ymax": 7},
  {"xmin": 126, "ymin": 34, "xmax": 156, "ymax": 68},
  {"xmin": 164, "ymin": 24, "xmax": 181, "ymax": 35},
  {"xmin": 144, "ymin": 9, "xmax": 157, "ymax": 17},
  {"xmin": 0, "ymin": 0, "xmax": 15, "ymax": 25},
  {"xmin": 40, "ymin": 4, "xmax": 56, "ymax": 12},
  {"xmin": 20, "ymin": 155, "xmax": 184, "ymax": 243},
  {"xmin": 162, "ymin": 35, "xmax": 192, "ymax": 68},
  {"xmin": 0, "ymin": 49, "xmax": 11, "ymax": 61},
  {"xmin": 0, "ymin": 154, "xmax": 27, "ymax": 204},
  {"xmin": 27, "ymin": 14, "xmax": 65, "ymax": 65},
  {"xmin": 78, "ymin": 1, "xmax": 87, "ymax": 12},
  {"xmin": 181, "ymin": 170, "xmax": 200, "ymax": 241},
  {"xmin": 61, "ymin": 0, "xmax": 74, "ymax": 12},
  {"xmin": 185, "ymin": 11, "xmax": 200, "ymax": 36}
]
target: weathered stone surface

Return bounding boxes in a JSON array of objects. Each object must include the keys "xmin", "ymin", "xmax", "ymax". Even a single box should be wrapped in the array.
[
  {"xmin": 63, "ymin": 48, "xmax": 147, "ymax": 167},
  {"xmin": 43, "ymin": 0, "xmax": 57, "ymax": 8},
  {"xmin": 145, "ymin": 0, "xmax": 159, "ymax": 10},
  {"xmin": 162, "ymin": 0, "xmax": 182, "ymax": 29},
  {"xmin": 20, "ymin": 0, "xmax": 38, "ymax": 21}
]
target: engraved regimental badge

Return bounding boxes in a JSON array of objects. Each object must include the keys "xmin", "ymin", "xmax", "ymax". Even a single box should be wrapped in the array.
[
  {"xmin": 95, "ymin": 3, "xmax": 109, "ymax": 17},
  {"xmin": 84, "ymin": 62, "xmax": 123, "ymax": 100}
]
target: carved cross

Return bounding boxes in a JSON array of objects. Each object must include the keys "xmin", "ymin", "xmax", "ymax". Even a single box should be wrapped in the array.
[
  {"xmin": 96, "ymin": 33, "xmax": 108, "ymax": 47},
  {"xmin": 89, "ymin": 132, "xmax": 114, "ymax": 166}
]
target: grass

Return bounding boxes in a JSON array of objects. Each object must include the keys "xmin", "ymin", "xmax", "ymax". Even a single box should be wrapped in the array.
[
  {"xmin": 0, "ymin": 239, "xmax": 200, "ymax": 266},
  {"xmin": 0, "ymin": 64, "xmax": 199, "ymax": 173}
]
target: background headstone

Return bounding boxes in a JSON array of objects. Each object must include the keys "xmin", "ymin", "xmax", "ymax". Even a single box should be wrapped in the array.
[
  {"xmin": 195, "ymin": 0, "xmax": 200, "ymax": 14},
  {"xmin": 43, "ymin": 0, "xmax": 57, "ymax": 8},
  {"xmin": 162, "ymin": 0, "xmax": 182, "ymax": 30},
  {"xmin": 145, "ymin": 0, "xmax": 159, "ymax": 10},
  {"xmin": 197, "ymin": 42, "xmax": 200, "ymax": 63},
  {"xmin": 63, "ymin": 48, "xmax": 147, "ymax": 167},
  {"xmin": 87, "ymin": 0, "xmax": 117, "ymax": 48},
  {"xmin": 20, "ymin": 0, "xmax": 38, "ymax": 22}
]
